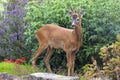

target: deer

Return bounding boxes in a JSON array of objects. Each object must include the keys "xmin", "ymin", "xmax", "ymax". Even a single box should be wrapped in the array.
[{"xmin": 32, "ymin": 8, "xmax": 84, "ymax": 76}]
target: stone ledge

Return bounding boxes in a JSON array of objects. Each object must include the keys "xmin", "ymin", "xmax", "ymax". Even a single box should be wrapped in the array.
[
  {"xmin": 0, "ymin": 72, "xmax": 79, "ymax": 80},
  {"xmin": 29, "ymin": 72, "xmax": 79, "ymax": 80},
  {"xmin": 0, "ymin": 73, "xmax": 20, "ymax": 80}
]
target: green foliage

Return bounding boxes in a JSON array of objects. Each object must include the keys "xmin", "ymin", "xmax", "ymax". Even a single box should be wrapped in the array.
[
  {"xmin": 82, "ymin": 38, "xmax": 120, "ymax": 79},
  {"xmin": 82, "ymin": 64, "xmax": 96, "ymax": 77},
  {"xmin": 24, "ymin": 0, "xmax": 120, "ymax": 71},
  {"xmin": 99, "ymin": 40, "xmax": 120, "ymax": 79},
  {"xmin": 0, "ymin": 62, "xmax": 15, "ymax": 74},
  {"xmin": 117, "ymin": 34, "xmax": 120, "ymax": 42},
  {"xmin": 80, "ymin": 76, "xmax": 86, "ymax": 80}
]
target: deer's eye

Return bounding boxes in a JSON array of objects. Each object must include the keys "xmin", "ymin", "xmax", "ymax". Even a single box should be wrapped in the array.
[{"xmin": 76, "ymin": 18, "xmax": 80, "ymax": 21}]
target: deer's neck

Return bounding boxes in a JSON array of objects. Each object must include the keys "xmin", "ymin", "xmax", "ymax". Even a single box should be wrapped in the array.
[{"xmin": 74, "ymin": 22, "xmax": 83, "ymax": 44}]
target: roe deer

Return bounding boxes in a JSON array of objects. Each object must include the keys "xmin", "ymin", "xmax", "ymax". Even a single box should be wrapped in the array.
[{"xmin": 32, "ymin": 8, "xmax": 84, "ymax": 76}]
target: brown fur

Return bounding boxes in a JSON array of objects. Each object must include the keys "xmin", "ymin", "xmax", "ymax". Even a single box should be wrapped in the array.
[{"xmin": 32, "ymin": 9, "xmax": 83, "ymax": 76}]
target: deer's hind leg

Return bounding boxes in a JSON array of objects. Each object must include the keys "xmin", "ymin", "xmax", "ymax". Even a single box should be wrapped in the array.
[
  {"xmin": 43, "ymin": 47, "xmax": 55, "ymax": 73},
  {"xmin": 32, "ymin": 42, "xmax": 48, "ymax": 68}
]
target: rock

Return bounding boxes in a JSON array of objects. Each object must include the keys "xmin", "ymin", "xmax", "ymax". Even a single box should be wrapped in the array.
[
  {"xmin": 29, "ymin": 72, "xmax": 79, "ymax": 80},
  {"xmin": 0, "ymin": 73, "xmax": 20, "ymax": 80},
  {"xmin": 0, "ymin": 72, "xmax": 79, "ymax": 80},
  {"xmin": 21, "ymin": 75, "xmax": 30, "ymax": 80}
]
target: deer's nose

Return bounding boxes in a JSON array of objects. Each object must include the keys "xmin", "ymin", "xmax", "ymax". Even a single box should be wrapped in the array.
[
  {"xmin": 72, "ymin": 25, "xmax": 75, "ymax": 28},
  {"xmin": 72, "ymin": 20, "xmax": 76, "ymax": 28}
]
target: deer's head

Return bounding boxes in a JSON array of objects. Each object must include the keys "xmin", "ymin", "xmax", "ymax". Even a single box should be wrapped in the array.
[{"xmin": 69, "ymin": 8, "xmax": 84, "ymax": 28}]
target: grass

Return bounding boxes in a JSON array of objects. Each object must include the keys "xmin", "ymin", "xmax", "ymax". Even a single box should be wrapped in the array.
[
  {"xmin": 0, "ymin": 62, "xmax": 45, "ymax": 76},
  {"xmin": 0, "ymin": 62, "xmax": 15, "ymax": 74},
  {"xmin": 0, "ymin": 62, "xmax": 87, "ymax": 79}
]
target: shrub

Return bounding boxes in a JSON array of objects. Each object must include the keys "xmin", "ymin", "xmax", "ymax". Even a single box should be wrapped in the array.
[
  {"xmin": 82, "ymin": 35, "xmax": 120, "ymax": 80},
  {"xmin": 99, "ymin": 38, "xmax": 120, "ymax": 79},
  {"xmin": 0, "ymin": 0, "xmax": 31, "ymax": 61},
  {"xmin": 24, "ymin": 0, "xmax": 120, "ymax": 71}
]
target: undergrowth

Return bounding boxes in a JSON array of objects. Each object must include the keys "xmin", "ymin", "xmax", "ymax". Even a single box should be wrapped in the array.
[
  {"xmin": 0, "ymin": 62, "xmax": 45, "ymax": 76},
  {"xmin": 82, "ymin": 34, "xmax": 120, "ymax": 80}
]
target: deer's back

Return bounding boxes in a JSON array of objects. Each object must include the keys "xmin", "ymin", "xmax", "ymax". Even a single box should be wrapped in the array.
[{"xmin": 36, "ymin": 24, "xmax": 76, "ymax": 49}]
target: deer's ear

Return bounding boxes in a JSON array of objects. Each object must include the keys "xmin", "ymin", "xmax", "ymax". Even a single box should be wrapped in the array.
[
  {"xmin": 79, "ymin": 8, "xmax": 84, "ymax": 17},
  {"xmin": 68, "ymin": 8, "xmax": 73, "ymax": 15}
]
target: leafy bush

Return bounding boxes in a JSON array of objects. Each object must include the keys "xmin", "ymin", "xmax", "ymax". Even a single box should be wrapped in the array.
[
  {"xmin": 82, "ymin": 35, "xmax": 120, "ymax": 79},
  {"xmin": 99, "ymin": 38, "xmax": 120, "ymax": 79},
  {"xmin": 25, "ymin": 0, "xmax": 120, "ymax": 71}
]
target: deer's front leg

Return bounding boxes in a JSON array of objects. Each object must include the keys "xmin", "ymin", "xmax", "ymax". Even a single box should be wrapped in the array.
[
  {"xmin": 71, "ymin": 53, "xmax": 75, "ymax": 76},
  {"xmin": 66, "ymin": 52, "xmax": 72, "ymax": 76}
]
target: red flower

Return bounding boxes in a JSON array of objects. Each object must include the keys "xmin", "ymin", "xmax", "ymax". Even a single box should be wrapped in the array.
[
  {"xmin": 15, "ymin": 59, "xmax": 22, "ymax": 64},
  {"xmin": 4, "ymin": 59, "xmax": 9, "ymax": 62},
  {"xmin": 9, "ymin": 59, "xmax": 15, "ymax": 63},
  {"xmin": 4, "ymin": 59, "xmax": 14, "ymax": 63},
  {"xmin": 4, "ymin": 57, "xmax": 26, "ymax": 64},
  {"xmin": 21, "ymin": 57, "xmax": 25, "ymax": 61}
]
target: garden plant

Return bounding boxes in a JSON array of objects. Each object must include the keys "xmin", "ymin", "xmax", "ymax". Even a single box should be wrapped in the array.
[
  {"xmin": 82, "ymin": 34, "xmax": 120, "ymax": 80},
  {"xmin": 0, "ymin": 0, "xmax": 120, "ymax": 79},
  {"xmin": 25, "ymin": 0, "xmax": 120, "ymax": 72}
]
